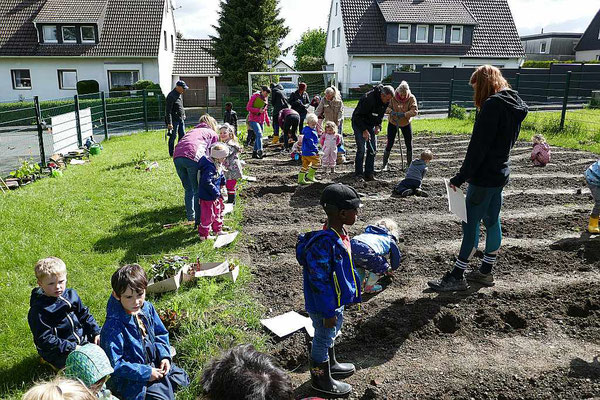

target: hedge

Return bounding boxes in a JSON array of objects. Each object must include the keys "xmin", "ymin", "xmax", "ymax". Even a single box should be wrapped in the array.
[
  {"xmin": 0, "ymin": 94, "xmax": 165, "ymax": 126},
  {"xmin": 522, "ymin": 60, "xmax": 600, "ymax": 68}
]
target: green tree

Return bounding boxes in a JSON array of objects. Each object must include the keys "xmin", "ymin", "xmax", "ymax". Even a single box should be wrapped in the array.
[
  {"xmin": 210, "ymin": 0, "xmax": 289, "ymax": 86},
  {"xmin": 293, "ymin": 28, "xmax": 327, "ymax": 71}
]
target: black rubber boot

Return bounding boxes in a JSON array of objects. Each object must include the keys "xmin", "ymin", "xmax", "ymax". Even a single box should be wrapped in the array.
[
  {"xmin": 257, "ymin": 150, "xmax": 264, "ymax": 159},
  {"xmin": 252, "ymin": 151, "xmax": 258, "ymax": 159},
  {"xmin": 310, "ymin": 358, "xmax": 352, "ymax": 397},
  {"xmin": 227, "ymin": 194, "xmax": 235, "ymax": 204},
  {"xmin": 382, "ymin": 150, "xmax": 391, "ymax": 171},
  {"xmin": 328, "ymin": 346, "xmax": 355, "ymax": 379}
]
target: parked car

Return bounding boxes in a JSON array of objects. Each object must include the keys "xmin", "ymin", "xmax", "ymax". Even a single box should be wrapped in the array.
[{"xmin": 280, "ymin": 82, "xmax": 298, "ymax": 98}]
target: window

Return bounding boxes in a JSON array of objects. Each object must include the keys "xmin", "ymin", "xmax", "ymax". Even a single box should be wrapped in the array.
[
  {"xmin": 164, "ymin": 31, "xmax": 167, "ymax": 50},
  {"xmin": 171, "ymin": 34, "xmax": 174, "ymax": 52},
  {"xmin": 433, "ymin": 25, "xmax": 445, "ymax": 43},
  {"xmin": 109, "ymin": 70, "xmax": 139, "ymax": 89},
  {"xmin": 371, "ymin": 64, "xmax": 383, "ymax": 82},
  {"xmin": 276, "ymin": 68, "xmax": 286, "ymax": 72},
  {"xmin": 540, "ymin": 42, "xmax": 547, "ymax": 53},
  {"xmin": 335, "ymin": 2, "xmax": 338, "ymax": 16},
  {"xmin": 81, "ymin": 26, "xmax": 95, "ymax": 43},
  {"xmin": 398, "ymin": 25, "xmax": 410, "ymax": 43},
  {"xmin": 597, "ymin": 55, "xmax": 600, "ymax": 61},
  {"xmin": 61, "ymin": 26, "xmax": 77, "ymax": 43},
  {"xmin": 43, "ymin": 25, "xmax": 57, "ymax": 43},
  {"xmin": 450, "ymin": 26, "xmax": 463, "ymax": 44},
  {"xmin": 386, "ymin": 64, "xmax": 399, "ymax": 76},
  {"xmin": 11, "ymin": 69, "xmax": 31, "ymax": 89},
  {"xmin": 337, "ymin": 27, "xmax": 341, "ymax": 46},
  {"xmin": 332, "ymin": 30, "xmax": 336, "ymax": 48},
  {"xmin": 416, "ymin": 25, "xmax": 428, "ymax": 43},
  {"xmin": 58, "ymin": 70, "xmax": 77, "ymax": 89}
]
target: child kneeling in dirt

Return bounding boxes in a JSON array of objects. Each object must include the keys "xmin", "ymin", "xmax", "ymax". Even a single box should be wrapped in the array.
[
  {"xmin": 586, "ymin": 159, "xmax": 600, "ymax": 234},
  {"xmin": 290, "ymin": 135, "xmax": 303, "ymax": 162},
  {"xmin": 393, "ymin": 150, "xmax": 434, "ymax": 197},
  {"xmin": 197, "ymin": 143, "xmax": 228, "ymax": 240},
  {"xmin": 100, "ymin": 264, "xmax": 190, "ymax": 400},
  {"xmin": 351, "ymin": 218, "xmax": 401, "ymax": 294},
  {"xmin": 296, "ymin": 183, "xmax": 362, "ymax": 397},
  {"xmin": 298, "ymin": 113, "xmax": 320, "ymax": 185},
  {"xmin": 531, "ymin": 134, "xmax": 551, "ymax": 167}
]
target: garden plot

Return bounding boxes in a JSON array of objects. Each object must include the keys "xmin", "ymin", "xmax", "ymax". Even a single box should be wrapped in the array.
[{"xmin": 237, "ymin": 134, "xmax": 600, "ymax": 399}]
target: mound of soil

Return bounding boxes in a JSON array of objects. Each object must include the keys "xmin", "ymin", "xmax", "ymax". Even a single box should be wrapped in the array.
[{"xmin": 237, "ymin": 134, "xmax": 600, "ymax": 399}]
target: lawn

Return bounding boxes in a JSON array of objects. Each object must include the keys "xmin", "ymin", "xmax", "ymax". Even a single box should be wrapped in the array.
[{"xmin": 0, "ymin": 131, "xmax": 265, "ymax": 399}]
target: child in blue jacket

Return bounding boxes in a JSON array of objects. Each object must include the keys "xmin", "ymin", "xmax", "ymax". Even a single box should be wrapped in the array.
[
  {"xmin": 298, "ymin": 113, "xmax": 320, "ymax": 185},
  {"xmin": 100, "ymin": 264, "xmax": 189, "ymax": 400},
  {"xmin": 296, "ymin": 183, "xmax": 362, "ymax": 397},
  {"xmin": 197, "ymin": 143, "xmax": 228, "ymax": 240},
  {"xmin": 351, "ymin": 218, "xmax": 401, "ymax": 294},
  {"xmin": 586, "ymin": 160, "xmax": 600, "ymax": 234}
]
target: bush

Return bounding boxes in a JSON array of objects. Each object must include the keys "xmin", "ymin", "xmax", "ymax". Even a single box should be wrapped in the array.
[
  {"xmin": 589, "ymin": 97, "xmax": 600, "ymax": 109},
  {"xmin": 449, "ymin": 104, "xmax": 467, "ymax": 120},
  {"xmin": 133, "ymin": 80, "xmax": 162, "ymax": 92},
  {"xmin": 77, "ymin": 80, "xmax": 99, "ymax": 95},
  {"xmin": 522, "ymin": 60, "xmax": 600, "ymax": 68}
]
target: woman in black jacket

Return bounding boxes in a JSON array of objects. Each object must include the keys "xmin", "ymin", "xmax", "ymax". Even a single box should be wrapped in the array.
[
  {"xmin": 289, "ymin": 82, "xmax": 310, "ymax": 128},
  {"xmin": 428, "ymin": 65, "xmax": 528, "ymax": 292}
]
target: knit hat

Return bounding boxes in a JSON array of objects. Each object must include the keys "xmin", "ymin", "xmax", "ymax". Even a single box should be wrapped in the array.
[
  {"xmin": 64, "ymin": 344, "xmax": 114, "ymax": 387},
  {"xmin": 210, "ymin": 144, "xmax": 229, "ymax": 159}
]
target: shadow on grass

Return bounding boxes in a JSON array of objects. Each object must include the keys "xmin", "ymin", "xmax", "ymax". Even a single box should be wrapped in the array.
[
  {"xmin": 0, "ymin": 355, "xmax": 54, "ymax": 397},
  {"xmin": 101, "ymin": 160, "xmax": 138, "ymax": 171},
  {"xmin": 93, "ymin": 205, "xmax": 198, "ymax": 263}
]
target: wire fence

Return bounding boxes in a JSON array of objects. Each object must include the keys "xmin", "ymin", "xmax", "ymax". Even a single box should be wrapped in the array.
[{"xmin": 0, "ymin": 90, "xmax": 165, "ymax": 175}]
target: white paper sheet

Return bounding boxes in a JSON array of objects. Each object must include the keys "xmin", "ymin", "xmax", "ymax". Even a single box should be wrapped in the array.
[
  {"xmin": 444, "ymin": 179, "xmax": 468, "ymax": 223},
  {"xmin": 261, "ymin": 311, "xmax": 312, "ymax": 338},
  {"xmin": 223, "ymin": 203, "xmax": 234, "ymax": 215},
  {"xmin": 213, "ymin": 231, "xmax": 239, "ymax": 248},
  {"xmin": 242, "ymin": 175, "xmax": 257, "ymax": 182}
]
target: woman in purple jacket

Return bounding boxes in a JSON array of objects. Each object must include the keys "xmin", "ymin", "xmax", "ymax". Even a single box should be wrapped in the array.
[{"xmin": 172, "ymin": 114, "xmax": 218, "ymax": 227}]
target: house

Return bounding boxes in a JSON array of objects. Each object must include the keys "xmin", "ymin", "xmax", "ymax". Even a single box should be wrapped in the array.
[
  {"xmin": 521, "ymin": 32, "xmax": 582, "ymax": 61},
  {"xmin": 172, "ymin": 38, "xmax": 221, "ymax": 107},
  {"xmin": 272, "ymin": 60, "xmax": 298, "ymax": 84},
  {"xmin": 325, "ymin": 0, "xmax": 525, "ymax": 94},
  {"xmin": 0, "ymin": 0, "xmax": 177, "ymax": 102},
  {"xmin": 575, "ymin": 9, "xmax": 600, "ymax": 62}
]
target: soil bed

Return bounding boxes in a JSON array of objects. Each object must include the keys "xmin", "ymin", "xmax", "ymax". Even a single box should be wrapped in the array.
[{"xmin": 238, "ymin": 134, "xmax": 600, "ymax": 399}]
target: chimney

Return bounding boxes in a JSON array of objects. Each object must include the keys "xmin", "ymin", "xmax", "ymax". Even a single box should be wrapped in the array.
[{"xmin": 541, "ymin": 28, "xmax": 544, "ymax": 34}]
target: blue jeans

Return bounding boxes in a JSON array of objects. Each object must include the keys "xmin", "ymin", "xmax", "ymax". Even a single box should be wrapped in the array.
[
  {"xmin": 353, "ymin": 123, "xmax": 376, "ymax": 176},
  {"xmin": 174, "ymin": 157, "xmax": 200, "ymax": 224},
  {"xmin": 249, "ymin": 121, "xmax": 264, "ymax": 152},
  {"xmin": 168, "ymin": 120, "xmax": 185, "ymax": 157},
  {"xmin": 309, "ymin": 307, "xmax": 344, "ymax": 363},
  {"xmin": 458, "ymin": 184, "xmax": 504, "ymax": 261},
  {"xmin": 272, "ymin": 111, "xmax": 280, "ymax": 137}
]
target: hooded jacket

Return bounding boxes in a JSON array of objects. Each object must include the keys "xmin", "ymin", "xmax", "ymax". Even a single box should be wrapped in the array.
[
  {"xmin": 352, "ymin": 85, "xmax": 390, "ymax": 132},
  {"xmin": 450, "ymin": 89, "xmax": 528, "ymax": 188},
  {"xmin": 246, "ymin": 93, "xmax": 271, "ymax": 125},
  {"xmin": 100, "ymin": 296, "xmax": 171, "ymax": 400},
  {"xmin": 289, "ymin": 90, "xmax": 310, "ymax": 115},
  {"xmin": 301, "ymin": 126, "xmax": 319, "ymax": 156},
  {"xmin": 586, "ymin": 160, "xmax": 600, "ymax": 187},
  {"xmin": 278, "ymin": 108, "xmax": 300, "ymax": 128},
  {"xmin": 386, "ymin": 91, "xmax": 418, "ymax": 127},
  {"xmin": 197, "ymin": 156, "xmax": 225, "ymax": 201},
  {"xmin": 270, "ymin": 84, "xmax": 289, "ymax": 115},
  {"xmin": 531, "ymin": 142, "xmax": 551, "ymax": 166},
  {"xmin": 351, "ymin": 226, "xmax": 402, "ymax": 274},
  {"xmin": 315, "ymin": 97, "xmax": 344, "ymax": 124},
  {"xmin": 172, "ymin": 123, "xmax": 218, "ymax": 162},
  {"xmin": 28, "ymin": 288, "xmax": 101, "ymax": 368},
  {"xmin": 297, "ymin": 229, "xmax": 361, "ymax": 318}
]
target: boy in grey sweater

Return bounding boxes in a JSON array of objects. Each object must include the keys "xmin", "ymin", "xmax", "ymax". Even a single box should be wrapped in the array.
[{"xmin": 392, "ymin": 150, "xmax": 433, "ymax": 197}]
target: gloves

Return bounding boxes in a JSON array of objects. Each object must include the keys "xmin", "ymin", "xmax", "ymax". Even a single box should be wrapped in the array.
[{"xmin": 394, "ymin": 111, "xmax": 405, "ymax": 118}]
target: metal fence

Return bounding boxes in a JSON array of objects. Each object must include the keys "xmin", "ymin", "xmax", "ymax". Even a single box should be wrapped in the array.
[{"xmin": 0, "ymin": 90, "xmax": 165, "ymax": 175}]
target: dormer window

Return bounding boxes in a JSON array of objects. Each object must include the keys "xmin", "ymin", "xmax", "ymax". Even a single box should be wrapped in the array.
[
  {"xmin": 450, "ymin": 26, "xmax": 463, "ymax": 44},
  {"xmin": 398, "ymin": 25, "xmax": 410, "ymax": 43},
  {"xmin": 62, "ymin": 26, "xmax": 77, "ymax": 43},
  {"xmin": 433, "ymin": 26, "xmax": 445, "ymax": 43},
  {"xmin": 81, "ymin": 26, "xmax": 96, "ymax": 43},
  {"xmin": 43, "ymin": 26, "xmax": 58, "ymax": 43}
]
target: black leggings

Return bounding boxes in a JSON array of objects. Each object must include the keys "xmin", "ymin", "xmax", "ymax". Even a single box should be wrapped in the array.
[
  {"xmin": 283, "ymin": 115, "xmax": 300, "ymax": 149},
  {"xmin": 386, "ymin": 123, "xmax": 413, "ymax": 162}
]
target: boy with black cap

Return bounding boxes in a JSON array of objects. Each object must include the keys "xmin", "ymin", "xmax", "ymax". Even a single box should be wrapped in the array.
[{"xmin": 296, "ymin": 183, "xmax": 362, "ymax": 397}]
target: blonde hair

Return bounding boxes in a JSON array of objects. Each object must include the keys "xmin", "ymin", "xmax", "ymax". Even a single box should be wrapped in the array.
[
  {"xmin": 35, "ymin": 257, "xmax": 67, "ymax": 280},
  {"xmin": 532, "ymin": 134, "xmax": 546, "ymax": 144},
  {"xmin": 470, "ymin": 65, "xmax": 510, "ymax": 109},
  {"xmin": 420, "ymin": 150, "xmax": 434, "ymax": 161},
  {"xmin": 374, "ymin": 218, "xmax": 400, "ymax": 241},
  {"xmin": 198, "ymin": 114, "xmax": 218, "ymax": 132},
  {"xmin": 305, "ymin": 113, "xmax": 318, "ymax": 126},
  {"xmin": 396, "ymin": 81, "xmax": 410, "ymax": 95},
  {"xmin": 23, "ymin": 378, "xmax": 96, "ymax": 400},
  {"xmin": 324, "ymin": 86, "xmax": 341, "ymax": 102},
  {"xmin": 324, "ymin": 120, "xmax": 338, "ymax": 133}
]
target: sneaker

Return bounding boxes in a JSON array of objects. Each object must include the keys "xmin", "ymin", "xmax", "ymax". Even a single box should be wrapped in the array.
[
  {"xmin": 427, "ymin": 272, "xmax": 469, "ymax": 292},
  {"xmin": 465, "ymin": 269, "xmax": 495, "ymax": 287},
  {"xmin": 400, "ymin": 188, "xmax": 414, "ymax": 197},
  {"xmin": 364, "ymin": 174, "xmax": 377, "ymax": 182},
  {"xmin": 414, "ymin": 188, "xmax": 429, "ymax": 197},
  {"xmin": 364, "ymin": 284, "xmax": 383, "ymax": 294}
]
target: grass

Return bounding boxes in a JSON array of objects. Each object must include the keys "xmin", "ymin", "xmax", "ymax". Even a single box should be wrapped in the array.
[{"xmin": 0, "ymin": 131, "xmax": 266, "ymax": 399}]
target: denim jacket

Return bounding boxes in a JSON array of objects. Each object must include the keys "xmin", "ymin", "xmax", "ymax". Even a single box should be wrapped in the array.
[{"xmin": 297, "ymin": 229, "xmax": 361, "ymax": 318}]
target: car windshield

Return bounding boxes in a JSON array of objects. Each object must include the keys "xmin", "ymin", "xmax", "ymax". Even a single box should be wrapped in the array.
[{"xmin": 280, "ymin": 83, "xmax": 296, "ymax": 89}]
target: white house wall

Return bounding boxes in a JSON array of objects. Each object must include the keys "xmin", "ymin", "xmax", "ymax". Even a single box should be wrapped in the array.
[
  {"xmin": 576, "ymin": 50, "xmax": 600, "ymax": 61},
  {"xmin": 324, "ymin": 0, "xmax": 349, "ymax": 92},
  {"xmin": 0, "ymin": 57, "xmax": 159, "ymax": 102},
  {"xmin": 158, "ymin": 0, "xmax": 177, "ymax": 95}
]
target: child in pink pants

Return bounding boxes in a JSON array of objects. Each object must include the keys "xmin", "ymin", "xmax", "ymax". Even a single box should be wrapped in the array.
[
  {"xmin": 319, "ymin": 121, "xmax": 342, "ymax": 173},
  {"xmin": 197, "ymin": 143, "xmax": 229, "ymax": 240}
]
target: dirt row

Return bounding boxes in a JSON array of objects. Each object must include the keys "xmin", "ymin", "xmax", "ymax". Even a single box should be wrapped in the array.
[{"xmin": 236, "ymin": 134, "xmax": 600, "ymax": 399}]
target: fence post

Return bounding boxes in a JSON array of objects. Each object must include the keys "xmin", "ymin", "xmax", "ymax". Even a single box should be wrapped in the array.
[
  {"xmin": 447, "ymin": 78, "xmax": 455, "ymax": 117},
  {"xmin": 73, "ymin": 94, "xmax": 82, "ymax": 147},
  {"xmin": 559, "ymin": 71, "xmax": 572, "ymax": 131},
  {"xmin": 101, "ymin": 91, "xmax": 109, "ymax": 140},
  {"xmin": 157, "ymin": 92, "xmax": 163, "ymax": 120},
  {"xmin": 33, "ymin": 96, "xmax": 46, "ymax": 168},
  {"xmin": 142, "ymin": 90, "xmax": 148, "ymax": 131},
  {"xmin": 514, "ymin": 73, "xmax": 520, "ymax": 92}
]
